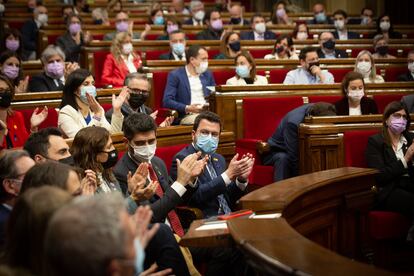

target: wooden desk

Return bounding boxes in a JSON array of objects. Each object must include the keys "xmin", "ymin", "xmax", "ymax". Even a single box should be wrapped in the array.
[{"xmin": 179, "ymin": 220, "xmax": 231, "ymax": 248}]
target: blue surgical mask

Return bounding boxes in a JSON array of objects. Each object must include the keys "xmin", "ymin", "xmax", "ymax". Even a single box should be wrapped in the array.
[
  {"xmin": 134, "ymin": 238, "xmax": 145, "ymax": 275},
  {"xmin": 315, "ymin": 12, "xmax": 326, "ymax": 23},
  {"xmin": 154, "ymin": 16, "xmax": 164, "ymax": 25},
  {"xmin": 195, "ymin": 134, "xmax": 219, "ymax": 154},
  {"xmin": 172, "ymin": 43, "xmax": 185, "ymax": 56},
  {"xmin": 80, "ymin": 85, "xmax": 97, "ymax": 103},
  {"xmin": 236, "ymin": 65, "xmax": 250, "ymax": 78}
]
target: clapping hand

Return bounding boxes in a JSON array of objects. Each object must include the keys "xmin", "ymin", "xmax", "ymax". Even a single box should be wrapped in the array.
[
  {"xmin": 112, "ymin": 86, "xmax": 129, "ymax": 113},
  {"xmin": 86, "ymin": 92, "xmax": 103, "ymax": 118},
  {"xmin": 176, "ymin": 152, "xmax": 203, "ymax": 185},
  {"xmin": 127, "ymin": 162, "xmax": 157, "ymax": 202},
  {"xmin": 30, "ymin": 106, "xmax": 48, "ymax": 131},
  {"xmin": 133, "ymin": 205, "xmax": 159, "ymax": 249},
  {"xmin": 80, "ymin": 169, "xmax": 97, "ymax": 196},
  {"xmin": 15, "ymin": 76, "xmax": 29, "ymax": 94}
]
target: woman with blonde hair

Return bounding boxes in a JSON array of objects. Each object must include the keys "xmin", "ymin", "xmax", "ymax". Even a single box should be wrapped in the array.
[
  {"xmin": 226, "ymin": 50, "xmax": 268, "ymax": 85},
  {"xmin": 354, "ymin": 50, "xmax": 385, "ymax": 83},
  {"xmin": 101, "ymin": 32, "xmax": 143, "ymax": 87}
]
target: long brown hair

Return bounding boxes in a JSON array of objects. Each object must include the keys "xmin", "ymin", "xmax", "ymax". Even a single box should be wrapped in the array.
[
  {"xmin": 220, "ymin": 31, "xmax": 240, "ymax": 58},
  {"xmin": 341, "ymin": 71, "xmax": 365, "ymax": 96},
  {"xmin": 0, "ymin": 74, "xmax": 15, "ymax": 116},
  {"xmin": 235, "ymin": 50, "xmax": 257, "ymax": 80},
  {"xmin": 70, "ymin": 126, "xmax": 115, "ymax": 182},
  {"xmin": 382, "ymin": 101, "xmax": 411, "ymax": 146}
]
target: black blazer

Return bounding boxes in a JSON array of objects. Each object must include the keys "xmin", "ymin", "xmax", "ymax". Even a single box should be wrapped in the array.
[
  {"xmin": 113, "ymin": 154, "xmax": 189, "ymax": 223},
  {"xmin": 317, "ymin": 48, "xmax": 348, "ymax": 58},
  {"xmin": 105, "ymin": 103, "xmax": 152, "ymax": 123},
  {"xmin": 240, "ymin": 30, "xmax": 277, "ymax": 40},
  {"xmin": 401, "ymin": 94, "xmax": 414, "ymax": 113},
  {"xmin": 332, "ymin": 31, "xmax": 360, "ymax": 39},
  {"xmin": 159, "ymin": 52, "xmax": 175, "ymax": 60},
  {"xmin": 365, "ymin": 132, "xmax": 414, "ymax": 204},
  {"xmin": 196, "ymin": 28, "xmax": 223, "ymax": 40},
  {"xmin": 397, "ymin": 72, "xmax": 414, "ymax": 82},
  {"xmin": 334, "ymin": 97, "xmax": 379, "ymax": 115},
  {"xmin": 21, "ymin": 19, "xmax": 38, "ymax": 52},
  {"xmin": 55, "ymin": 32, "xmax": 84, "ymax": 63},
  {"xmin": 28, "ymin": 73, "xmax": 64, "ymax": 92}
]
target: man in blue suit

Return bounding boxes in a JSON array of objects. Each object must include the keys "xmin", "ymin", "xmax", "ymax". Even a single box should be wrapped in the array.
[
  {"xmin": 163, "ymin": 45, "xmax": 216, "ymax": 125},
  {"xmin": 240, "ymin": 13, "xmax": 277, "ymax": 41},
  {"xmin": 263, "ymin": 103, "xmax": 336, "ymax": 182},
  {"xmin": 170, "ymin": 111, "xmax": 254, "ymax": 218}
]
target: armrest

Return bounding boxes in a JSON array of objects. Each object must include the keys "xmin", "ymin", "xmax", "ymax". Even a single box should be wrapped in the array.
[
  {"xmin": 175, "ymin": 206, "xmax": 204, "ymax": 230},
  {"xmin": 236, "ymin": 138, "xmax": 263, "ymax": 150},
  {"xmin": 256, "ymin": 141, "xmax": 270, "ymax": 154}
]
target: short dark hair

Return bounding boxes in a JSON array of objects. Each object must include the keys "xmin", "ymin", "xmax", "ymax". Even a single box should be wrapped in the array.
[
  {"xmin": 299, "ymin": 46, "xmax": 317, "ymax": 60},
  {"xmin": 185, "ymin": 45, "xmax": 207, "ymax": 64},
  {"xmin": 0, "ymin": 150, "xmax": 30, "ymax": 201},
  {"xmin": 193, "ymin": 111, "xmax": 222, "ymax": 132},
  {"xmin": 250, "ymin": 13, "xmax": 264, "ymax": 24},
  {"xmin": 341, "ymin": 71, "xmax": 364, "ymax": 96},
  {"xmin": 333, "ymin": 9, "xmax": 348, "ymax": 18},
  {"xmin": 60, "ymin": 69, "xmax": 93, "ymax": 110},
  {"xmin": 308, "ymin": 102, "xmax": 337, "ymax": 116},
  {"xmin": 203, "ymin": 9, "xmax": 220, "ymax": 24},
  {"xmin": 361, "ymin": 7, "xmax": 373, "ymax": 15},
  {"xmin": 1, "ymin": 28, "xmax": 23, "ymax": 57},
  {"xmin": 24, "ymin": 127, "xmax": 63, "ymax": 159},
  {"xmin": 122, "ymin": 113, "xmax": 157, "ymax": 140}
]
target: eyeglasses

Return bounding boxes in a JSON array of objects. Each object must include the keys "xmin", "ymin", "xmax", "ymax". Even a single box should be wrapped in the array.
[
  {"xmin": 391, "ymin": 113, "xmax": 407, "ymax": 119},
  {"xmin": 129, "ymin": 89, "xmax": 149, "ymax": 96},
  {"xmin": 0, "ymin": 89, "xmax": 12, "ymax": 94}
]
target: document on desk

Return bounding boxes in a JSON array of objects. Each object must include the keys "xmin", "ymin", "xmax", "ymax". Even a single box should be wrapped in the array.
[
  {"xmin": 195, "ymin": 222, "xmax": 228, "ymax": 231},
  {"xmin": 249, "ymin": 213, "xmax": 282, "ymax": 219}
]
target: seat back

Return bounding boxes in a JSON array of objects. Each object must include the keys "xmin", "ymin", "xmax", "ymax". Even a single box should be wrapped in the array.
[
  {"xmin": 92, "ymin": 51, "xmax": 110, "ymax": 88},
  {"xmin": 146, "ymin": 49, "xmax": 169, "ymax": 60},
  {"xmin": 372, "ymin": 94, "xmax": 405, "ymax": 113},
  {"xmin": 152, "ymin": 71, "xmax": 170, "ymax": 109},
  {"xmin": 329, "ymin": 68, "xmax": 353, "ymax": 82},
  {"xmin": 383, "ymin": 67, "xmax": 408, "ymax": 82},
  {"xmin": 212, "ymin": 69, "xmax": 235, "ymax": 85},
  {"xmin": 155, "ymin": 144, "xmax": 187, "ymax": 173},
  {"xmin": 269, "ymin": 68, "xmax": 290, "ymax": 84},
  {"xmin": 243, "ymin": 97, "xmax": 304, "ymax": 140},
  {"xmin": 249, "ymin": 49, "xmax": 273, "ymax": 59},
  {"xmin": 20, "ymin": 107, "xmax": 59, "ymax": 130},
  {"xmin": 307, "ymin": 95, "xmax": 343, "ymax": 104},
  {"xmin": 343, "ymin": 129, "xmax": 379, "ymax": 167}
]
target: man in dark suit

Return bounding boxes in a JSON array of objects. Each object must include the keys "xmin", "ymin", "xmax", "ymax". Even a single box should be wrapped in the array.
[
  {"xmin": 159, "ymin": 30, "xmax": 186, "ymax": 61},
  {"xmin": 332, "ymin": 10, "xmax": 360, "ymax": 40},
  {"xmin": 0, "ymin": 150, "xmax": 35, "ymax": 248},
  {"xmin": 163, "ymin": 45, "xmax": 216, "ymax": 125},
  {"xmin": 171, "ymin": 111, "xmax": 254, "ymax": 218},
  {"xmin": 229, "ymin": 3, "xmax": 250, "ymax": 26},
  {"xmin": 240, "ymin": 13, "xmax": 276, "ymax": 41},
  {"xmin": 317, "ymin": 32, "xmax": 348, "ymax": 59},
  {"xmin": 398, "ymin": 50, "xmax": 414, "ymax": 82},
  {"xmin": 183, "ymin": 0, "xmax": 205, "ymax": 26},
  {"xmin": 28, "ymin": 45, "xmax": 79, "ymax": 92},
  {"xmin": 307, "ymin": 3, "xmax": 334, "ymax": 25},
  {"xmin": 21, "ymin": 5, "xmax": 48, "ymax": 60},
  {"xmin": 263, "ymin": 103, "xmax": 336, "ymax": 182},
  {"xmin": 196, "ymin": 9, "xmax": 224, "ymax": 40}
]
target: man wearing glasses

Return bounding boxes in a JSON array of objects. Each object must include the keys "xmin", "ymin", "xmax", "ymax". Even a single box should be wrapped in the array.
[{"xmin": 105, "ymin": 73, "xmax": 174, "ymax": 127}]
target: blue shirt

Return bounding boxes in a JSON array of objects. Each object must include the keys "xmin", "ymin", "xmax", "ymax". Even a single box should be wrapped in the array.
[{"xmin": 283, "ymin": 67, "xmax": 335, "ymax": 84}]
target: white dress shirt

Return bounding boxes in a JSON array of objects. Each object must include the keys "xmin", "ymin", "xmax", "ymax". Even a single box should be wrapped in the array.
[
  {"xmin": 283, "ymin": 67, "xmax": 335, "ymax": 84},
  {"xmin": 123, "ymin": 54, "xmax": 137, "ymax": 73},
  {"xmin": 185, "ymin": 66, "xmax": 206, "ymax": 106}
]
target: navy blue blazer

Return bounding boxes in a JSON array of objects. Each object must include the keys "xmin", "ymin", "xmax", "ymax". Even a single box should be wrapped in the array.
[
  {"xmin": 317, "ymin": 48, "xmax": 348, "ymax": 59},
  {"xmin": 170, "ymin": 144, "xmax": 245, "ymax": 218},
  {"xmin": 0, "ymin": 204, "xmax": 11, "ymax": 248},
  {"xmin": 240, "ymin": 30, "xmax": 277, "ymax": 40},
  {"xmin": 332, "ymin": 31, "xmax": 360, "ymax": 40},
  {"xmin": 162, "ymin": 66, "xmax": 215, "ymax": 117},
  {"xmin": 183, "ymin": 18, "xmax": 203, "ymax": 26},
  {"xmin": 267, "ymin": 104, "xmax": 313, "ymax": 176}
]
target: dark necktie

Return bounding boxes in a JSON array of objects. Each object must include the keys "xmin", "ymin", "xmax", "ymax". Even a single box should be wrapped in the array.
[
  {"xmin": 148, "ymin": 164, "xmax": 185, "ymax": 237},
  {"xmin": 206, "ymin": 161, "xmax": 232, "ymax": 214}
]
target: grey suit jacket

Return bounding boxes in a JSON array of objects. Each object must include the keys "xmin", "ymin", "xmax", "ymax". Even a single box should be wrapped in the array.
[
  {"xmin": 402, "ymin": 94, "xmax": 414, "ymax": 113},
  {"xmin": 103, "ymin": 31, "xmax": 141, "ymax": 41}
]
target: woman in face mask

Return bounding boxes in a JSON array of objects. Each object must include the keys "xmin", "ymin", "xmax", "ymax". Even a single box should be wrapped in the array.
[
  {"xmin": 58, "ymin": 69, "xmax": 128, "ymax": 138},
  {"xmin": 354, "ymin": 50, "xmax": 384, "ymax": 84},
  {"xmin": 373, "ymin": 14, "xmax": 402, "ymax": 40},
  {"xmin": 0, "ymin": 29, "xmax": 23, "ymax": 59},
  {"xmin": 0, "ymin": 51, "xmax": 30, "ymax": 94},
  {"xmin": 366, "ymin": 101, "xmax": 414, "ymax": 240},
  {"xmin": 157, "ymin": 16, "xmax": 182, "ymax": 41},
  {"xmin": 102, "ymin": 32, "xmax": 143, "ymax": 88},
  {"xmin": 226, "ymin": 51, "xmax": 268, "ymax": 85},
  {"xmin": 334, "ymin": 71, "xmax": 378, "ymax": 116},
  {"xmin": 292, "ymin": 23, "xmax": 310, "ymax": 41},
  {"xmin": 269, "ymin": 1, "xmax": 292, "ymax": 25},
  {"xmin": 214, "ymin": 31, "xmax": 242, "ymax": 59},
  {"xmin": 372, "ymin": 35, "xmax": 396, "ymax": 59},
  {"xmin": 264, "ymin": 34, "xmax": 298, "ymax": 60},
  {"xmin": 56, "ymin": 14, "xmax": 91, "ymax": 63},
  {"xmin": 0, "ymin": 75, "xmax": 48, "ymax": 149},
  {"xmin": 149, "ymin": 8, "xmax": 165, "ymax": 26}
]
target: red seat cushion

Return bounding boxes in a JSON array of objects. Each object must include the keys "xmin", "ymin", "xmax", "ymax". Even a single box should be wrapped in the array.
[
  {"xmin": 343, "ymin": 129, "xmax": 379, "ymax": 167},
  {"xmin": 155, "ymin": 144, "xmax": 187, "ymax": 174},
  {"xmin": 369, "ymin": 211, "xmax": 411, "ymax": 240},
  {"xmin": 146, "ymin": 49, "xmax": 169, "ymax": 60},
  {"xmin": 269, "ymin": 69, "xmax": 290, "ymax": 84},
  {"xmin": 308, "ymin": 95, "xmax": 343, "ymax": 104},
  {"xmin": 372, "ymin": 94, "xmax": 405, "ymax": 114},
  {"xmin": 249, "ymin": 49, "xmax": 273, "ymax": 59},
  {"xmin": 212, "ymin": 70, "xmax": 235, "ymax": 85},
  {"xmin": 383, "ymin": 67, "xmax": 409, "ymax": 82},
  {"xmin": 153, "ymin": 71, "xmax": 170, "ymax": 109},
  {"xmin": 207, "ymin": 49, "xmax": 220, "ymax": 58},
  {"xmin": 20, "ymin": 107, "xmax": 58, "ymax": 131},
  {"xmin": 329, "ymin": 68, "xmax": 353, "ymax": 82},
  {"xmin": 92, "ymin": 51, "xmax": 110, "ymax": 88}
]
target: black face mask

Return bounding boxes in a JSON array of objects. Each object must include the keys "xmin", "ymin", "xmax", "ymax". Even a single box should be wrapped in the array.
[
  {"xmin": 307, "ymin": 61, "xmax": 320, "ymax": 74},
  {"xmin": 101, "ymin": 149, "xmax": 118, "ymax": 169},
  {"xmin": 228, "ymin": 41, "xmax": 241, "ymax": 52},
  {"xmin": 376, "ymin": 45, "xmax": 389, "ymax": 56},
  {"xmin": 129, "ymin": 93, "xmax": 148, "ymax": 110},
  {"xmin": 322, "ymin": 39, "xmax": 335, "ymax": 50},
  {"xmin": 93, "ymin": 19, "xmax": 103, "ymax": 25},
  {"xmin": 59, "ymin": 155, "xmax": 74, "ymax": 166},
  {"xmin": 0, "ymin": 92, "xmax": 12, "ymax": 108},
  {"xmin": 230, "ymin": 17, "xmax": 241, "ymax": 25},
  {"xmin": 276, "ymin": 45, "xmax": 285, "ymax": 54}
]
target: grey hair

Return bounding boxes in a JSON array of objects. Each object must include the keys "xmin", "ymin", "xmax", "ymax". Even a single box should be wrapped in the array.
[
  {"xmin": 45, "ymin": 193, "xmax": 128, "ymax": 276},
  {"xmin": 40, "ymin": 45, "xmax": 66, "ymax": 65},
  {"xmin": 33, "ymin": 6, "xmax": 46, "ymax": 15},
  {"xmin": 373, "ymin": 34, "xmax": 386, "ymax": 47},
  {"xmin": 190, "ymin": 0, "xmax": 203, "ymax": 10},
  {"xmin": 123, "ymin": 72, "xmax": 148, "ymax": 86},
  {"xmin": 0, "ymin": 150, "xmax": 30, "ymax": 181}
]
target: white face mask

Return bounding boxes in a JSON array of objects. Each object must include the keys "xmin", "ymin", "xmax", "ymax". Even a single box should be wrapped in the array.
[
  {"xmin": 357, "ymin": 61, "xmax": 371, "ymax": 76},
  {"xmin": 348, "ymin": 89, "xmax": 364, "ymax": 102},
  {"xmin": 334, "ymin": 20, "xmax": 345, "ymax": 30},
  {"xmin": 131, "ymin": 142, "xmax": 156, "ymax": 162},
  {"xmin": 38, "ymin": 13, "xmax": 48, "ymax": 25},
  {"xmin": 122, "ymin": 43, "xmax": 133, "ymax": 55},
  {"xmin": 408, "ymin": 62, "xmax": 414, "ymax": 73},
  {"xmin": 195, "ymin": 61, "xmax": 208, "ymax": 74},
  {"xmin": 254, "ymin": 22, "xmax": 266, "ymax": 34},
  {"xmin": 296, "ymin": 31, "xmax": 308, "ymax": 40},
  {"xmin": 194, "ymin": 10, "xmax": 205, "ymax": 21},
  {"xmin": 380, "ymin": 21, "xmax": 390, "ymax": 31}
]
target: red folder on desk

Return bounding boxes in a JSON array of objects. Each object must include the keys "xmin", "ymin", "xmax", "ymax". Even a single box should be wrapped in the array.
[{"xmin": 217, "ymin": 210, "xmax": 253, "ymax": 220}]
